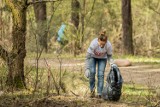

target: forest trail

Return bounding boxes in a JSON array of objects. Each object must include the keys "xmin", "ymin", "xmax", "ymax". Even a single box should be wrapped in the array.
[{"xmin": 24, "ymin": 58, "xmax": 160, "ymax": 107}]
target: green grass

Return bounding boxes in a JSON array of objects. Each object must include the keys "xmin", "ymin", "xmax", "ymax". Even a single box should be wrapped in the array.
[
  {"xmin": 114, "ymin": 55, "xmax": 160, "ymax": 64},
  {"xmin": 120, "ymin": 84, "xmax": 157, "ymax": 106},
  {"xmin": 26, "ymin": 52, "xmax": 86, "ymax": 59},
  {"xmin": 123, "ymin": 84, "xmax": 154, "ymax": 96}
]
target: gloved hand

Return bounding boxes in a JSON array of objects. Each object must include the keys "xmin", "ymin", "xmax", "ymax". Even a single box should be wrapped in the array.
[
  {"xmin": 109, "ymin": 59, "xmax": 114, "ymax": 65},
  {"xmin": 84, "ymin": 69, "xmax": 90, "ymax": 78},
  {"xmin": 107, "ymin": 55, "xmax": 114, "ymax": 65}
]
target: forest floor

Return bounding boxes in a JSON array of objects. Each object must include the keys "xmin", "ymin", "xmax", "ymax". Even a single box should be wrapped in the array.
[
  {"xmin": 1, "ymin": 57, "xmax": 160, "ymax": 107},
  {"xmin": 24, "ymin": 58, "xmax": 160, "ymax": 107}
]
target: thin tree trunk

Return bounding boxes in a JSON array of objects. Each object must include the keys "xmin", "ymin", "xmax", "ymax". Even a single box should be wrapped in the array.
[
  {"xmin": 81, "ymin": 0, "xmax": 86, "ymax": 43},
  {"xmin": 71, "ymin": 0, "xmax": 80, "ymax": 29},
  {"xmin": 122, "ymin": 0, "xmax": 134, "ymax": 55},
  {"xmin": 0, "ymin": 1, "xmax": 3, "ymax": 39},
  {"xmin": 71, "ymin": 0, "xmax": 80, "ymax": 56},
  {"xmin": 33, "ymin": 1, "xmax": 48, "ymax": 53}
]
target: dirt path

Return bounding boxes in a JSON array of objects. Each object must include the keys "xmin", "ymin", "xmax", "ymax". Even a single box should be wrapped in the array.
[
  {"xmin": 26, "ymin": 58, "xmax": 160, "ymax": 87},
  {"xmin": 119, "ymin": 64, "xmax": 160, "ymax": 87}
]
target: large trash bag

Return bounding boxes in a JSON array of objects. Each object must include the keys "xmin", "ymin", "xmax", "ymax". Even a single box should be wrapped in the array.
[{"xmin": 102, "ymin": 64, "xmax": 123, "ymax": 101}]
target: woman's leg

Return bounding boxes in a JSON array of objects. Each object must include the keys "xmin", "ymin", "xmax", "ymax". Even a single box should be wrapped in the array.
[
  {"xmin": 88, "ymin": 57, "xmax": 96, "ymax": 92},
  {"xmin": 97, "ymin": 59, "xmax": 107, "ymax": 95}
]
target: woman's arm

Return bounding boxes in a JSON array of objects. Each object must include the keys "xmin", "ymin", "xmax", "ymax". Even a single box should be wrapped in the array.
[{"xmin": 106, "ymin": 41, "xmax": 114, "ymax": 64}]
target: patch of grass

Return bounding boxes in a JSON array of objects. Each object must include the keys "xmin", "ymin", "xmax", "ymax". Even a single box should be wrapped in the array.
[
  {"xmin": 121, "ymin": 84, "xmax": 157, "ymax": 106},
  {"xmin": 123, "ymin": 84, "xmax": 153, "ymax": 96},
  {"xmin": 26, "ymin": 52, "xmax": 86, "ymax": 59},
  {"xmin": 114, "ymin": 55, "xmax": 160, "ymax": 64},
  {"xmin": 24, "ymin": 65, "xmax": 89, "ymax": 96}
]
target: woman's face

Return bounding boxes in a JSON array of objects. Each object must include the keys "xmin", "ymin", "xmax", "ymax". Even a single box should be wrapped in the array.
[{"xmin": 98, "ymin": 39, "xmax": 107, "ymax": 48}]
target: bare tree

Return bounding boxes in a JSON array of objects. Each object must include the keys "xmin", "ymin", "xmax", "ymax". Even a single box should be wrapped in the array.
[{"xmin": 122, "ymin": 0, "xmax": 134, "ymax": 55}]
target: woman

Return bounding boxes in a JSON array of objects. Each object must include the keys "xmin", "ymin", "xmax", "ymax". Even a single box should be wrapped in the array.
[{"xmin": 85, "ymin": 31, "xmax": 113, "ymax": 98}]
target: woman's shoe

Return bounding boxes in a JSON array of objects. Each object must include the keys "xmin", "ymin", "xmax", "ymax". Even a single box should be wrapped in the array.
[{"xmin": 96, "ymin": 95, "xmax": 102, "ymax": 99}]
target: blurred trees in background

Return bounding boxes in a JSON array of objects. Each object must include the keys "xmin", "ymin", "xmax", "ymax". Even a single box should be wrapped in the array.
[
  {"xmin": 26, "ymin": 0, "xmax": 160, "ymax": 57},
  {"xmin": 1, "ymin": 0, "xmax": 160, "ymax": 57}
]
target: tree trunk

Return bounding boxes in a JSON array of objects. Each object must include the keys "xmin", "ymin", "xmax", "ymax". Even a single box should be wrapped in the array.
[
  {"xmin": 3, "ymin": 1, "xmax": 27, "ymax": 89},
  {"xmin": 122, "ymin": 0, "xmax": 134, "ymax": 55},
  {"xmin": 33, "ymin": 2, "xmax": 48, "ymax": 53},
  {"xmin": 71, "ymin": 0, "xmax": 80, "ymax": 56},
  {"xmin": 81, "ymin": 0, "xmax": 86, "ymax": 43},
  {"xmin": 71, "ymin": 0, "xmax": 80, "ymax": 29}
]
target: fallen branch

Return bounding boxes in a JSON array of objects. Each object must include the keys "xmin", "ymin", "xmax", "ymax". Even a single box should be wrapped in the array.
[{"xmin": 70, "ymin": 90, "xmax": 79, "ymax": 97}]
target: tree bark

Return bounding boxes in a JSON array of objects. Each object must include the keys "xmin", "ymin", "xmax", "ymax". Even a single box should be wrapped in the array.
[
  {"xmin": 3, "ymin": 0, "xmax": 27, "ymax": 89},
  {"xmin": 81, "ymin": 0, "xmax": 86, "ymax": 43},
  {"xmin": 33, "ymin": 1, "xmax": 48, "ymax": 53},
  {"xmin": 71, "ymin": 0, "xmax": 80, "ymax": 56},
  {"xmin": 71, "ymin": 0, "xmax": 80, "ymax": 29},
  {"xmin": 122, "ymin": 0, "xmax": 134, "ymax": 55}
]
